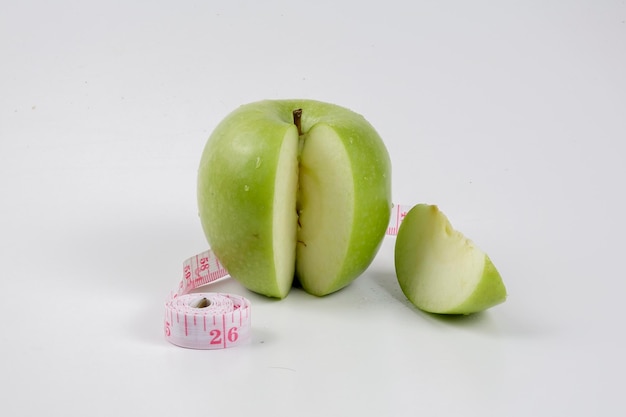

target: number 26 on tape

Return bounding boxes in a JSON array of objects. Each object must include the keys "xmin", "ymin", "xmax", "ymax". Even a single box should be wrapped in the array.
[{"xmin": 210, "ymin": 327, "xmax": 239, "ymax": 345}]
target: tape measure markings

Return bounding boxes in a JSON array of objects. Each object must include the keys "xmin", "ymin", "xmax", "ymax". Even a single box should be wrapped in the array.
[
  {"xmin": 386, "ymin": 203, "xmax": 411, "ymax": 236},
  {"xmin": 165, "ymin": 291, "xmax": 252, "ymax": 349}
]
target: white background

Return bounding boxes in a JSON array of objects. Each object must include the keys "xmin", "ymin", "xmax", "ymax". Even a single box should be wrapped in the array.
[{"xmin": 1, "ymin": 0, "xmax": 625, "ymax": 415}]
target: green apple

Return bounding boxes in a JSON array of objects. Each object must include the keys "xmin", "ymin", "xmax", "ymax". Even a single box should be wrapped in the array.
[
  {"xmin": 394, "ymin": 204, "xmax": 506, "ymax": 314},
  {"xmin": 197, "ymin": 99, "xmax": 392, "ymax": 298}
]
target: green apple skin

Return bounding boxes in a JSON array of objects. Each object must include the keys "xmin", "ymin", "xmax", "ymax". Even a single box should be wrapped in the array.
[
  {"xmin": 394, "ymin": 204, "xmax": 507, "ymax": 314},
  {"xmin": 198, "ymin": 99, "xmax": 392, "ymax": 298}
]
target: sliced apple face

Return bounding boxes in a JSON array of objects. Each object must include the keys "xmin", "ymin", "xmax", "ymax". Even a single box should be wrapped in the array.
[
  {"xmin": 296, "ymin": 124, "xmax": 354, "ymax": 296},
  {"xmin": 394, "ymin": 204, "xmax": 506, "ymax": 314},
  {"xmin": 271, "ymin": 128, "xmax": 300, "ymax": 297}
]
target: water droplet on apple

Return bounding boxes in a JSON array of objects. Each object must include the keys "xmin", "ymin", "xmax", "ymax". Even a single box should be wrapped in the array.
[
  {"xmin": 255, "ymin": 157, "xmax": 262, "ymax": 168},
  {"xmin": 244, "ymin": 185, "xmax": 250, "ymax": 191}
]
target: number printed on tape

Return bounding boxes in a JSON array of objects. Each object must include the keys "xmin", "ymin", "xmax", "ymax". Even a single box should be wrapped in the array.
[{"xmin": 165, "ymin": 291, "xmax": 251, "ymax": 350}]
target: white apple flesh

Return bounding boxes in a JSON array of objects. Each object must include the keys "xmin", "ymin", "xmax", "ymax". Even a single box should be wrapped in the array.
[
  {"xmin": 198, "ymin": 100, "xmax": 392, "ymax": 298},
  {"xmin": 394, "ymin": 204, "xmax": 507, "ymax": 314}
]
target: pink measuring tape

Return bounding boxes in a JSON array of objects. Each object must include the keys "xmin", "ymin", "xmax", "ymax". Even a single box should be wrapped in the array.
[
  {"xmin": 164, "ymin": 204, "xmax": 411, "ymax": 349},
  {"xmin": 164, "ymin": 251, "xmax": 251, "ymax": 349}
]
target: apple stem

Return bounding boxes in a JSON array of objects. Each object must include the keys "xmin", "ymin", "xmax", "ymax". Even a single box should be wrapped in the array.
[{"xmin": 293, "ymin": 108, "xmax": 303, "ymax": 135}]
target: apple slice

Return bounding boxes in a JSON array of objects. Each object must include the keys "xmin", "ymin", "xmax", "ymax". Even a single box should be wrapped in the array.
[
  {"xmin": 296, "ymin": 121, "xmax": 389, "ymax": 296},
  {"xmin": 394, "ymin": 204, "xmax": 507, "ymax": 314}
]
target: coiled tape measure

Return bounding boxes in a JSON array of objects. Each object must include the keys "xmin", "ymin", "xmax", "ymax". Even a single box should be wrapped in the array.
[{"xmin": 164, "ymin": 204, "xmax": 410, "ymax": 349}]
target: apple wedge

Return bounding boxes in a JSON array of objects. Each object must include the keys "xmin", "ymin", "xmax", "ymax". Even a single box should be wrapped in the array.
[
  {"xmin": 197, "ymin": 100, "xmax": 392, "ymax": 298},
  {"xmin": 394, "ymin": 204, "xmax": 507, "ymax": 314}
]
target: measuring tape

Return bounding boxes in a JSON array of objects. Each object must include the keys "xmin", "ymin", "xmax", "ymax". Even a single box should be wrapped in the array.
[
  {"xmin": 164, "ymin": 250, "xmax": 252, "ymax": 349},
  {"xmin": 164, "ymin": 204, "xmax": 411, "ymax": 349},
  {"xmin": 387, "ymin": 203, "xmax": 411, "ymax": 236}
]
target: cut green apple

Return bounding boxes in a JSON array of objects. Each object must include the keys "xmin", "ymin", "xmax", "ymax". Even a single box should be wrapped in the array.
[
  {"xmin": 197, "ymin": 100, "xmax": 392, "ymax": 298},
  {"xmin": 394, "ymin": 204, "xmax": 507, "ymax": 314}
]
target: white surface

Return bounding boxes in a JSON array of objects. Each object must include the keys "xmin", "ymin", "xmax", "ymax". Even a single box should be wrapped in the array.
[{"xmin": 1, "ymin": 0, "xmax": 625, "ymax": 415}]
